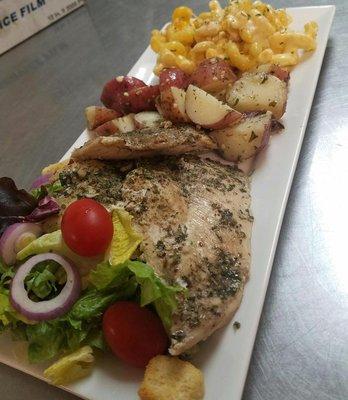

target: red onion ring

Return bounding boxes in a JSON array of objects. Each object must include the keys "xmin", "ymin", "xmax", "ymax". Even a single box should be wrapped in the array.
[
  {"xmin": 30, "ymin": 174, "xmax": 52, "ymax": 190},
  {"xmin": 0, "ymin": 223, "xmax": 42, "ymax": 265},
  {"xmin": 10, "ymin": 253, "xmax": 81, "ymax": 321}
]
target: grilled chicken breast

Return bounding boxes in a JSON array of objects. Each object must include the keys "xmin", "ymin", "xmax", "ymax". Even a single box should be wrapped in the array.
[
  {"xmin": 121, "ymin": 156, "xmax": 252, "ymax": 355},
  {"xmin": 50, "ymin": 156, "xmax": 252, "ymax": 354},
  {"xmin": 71, "ymin": 125, "xmax": 216, "ymax": 161}
]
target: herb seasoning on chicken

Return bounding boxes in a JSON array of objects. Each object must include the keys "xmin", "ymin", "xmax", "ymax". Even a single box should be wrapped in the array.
[{"xmin": 50, "ymin": 155, "xmax": 252, "ymax": 355}]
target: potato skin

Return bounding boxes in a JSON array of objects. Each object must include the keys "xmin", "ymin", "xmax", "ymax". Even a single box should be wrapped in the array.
[
  {"xmin": 85, "ymin": 106, "xmax": 121, "ymax": 130},
  {"xmin": 256, "ymin": 64, "xmax": 290, "ymax": 83},
  {"xmin": 95, "ymin": 120, "xmax": 119, "ymax": 136},
  {"xmin": 190, "ymin": 58, "xmax": 238, "ymax": 94},
  {"xmin": 210, "ymin": 111, "xmax": 273, "ymax": 162},
  {"xmin": 100, "ymin": 76, "xmax": 159, "ymax": 115},
  {"xmin": 159, "ymin": 87, "xmax": 189, "ymax": 123},
  {"xmin": 159, "ymin": 68, "xmax": 190, "ymax": 91},
  {"xmin": 100, "ymin": 76, "xmax": 146, "ymax": 111},
  {"xmin": 120, "ymin": 85, "xmax": 160, "ymax": 114}
]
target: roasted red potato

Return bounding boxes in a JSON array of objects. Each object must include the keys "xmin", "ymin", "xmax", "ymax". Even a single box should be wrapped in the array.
[
  {"xmin": 100, "ymin": 76, "xmax": 146, "ymax": 110},
  {"xmin": 256, "ymin": 64, "xmax": 290, "ymax": 83},
  {"xmin": 270, "ymin": 65, "xmax": 290, "ymax": 83},
  {"xmin": 85, "ymin": 106, "xmax": 121, "ymax": 130},
  {"xmin": 226, "ymin": 72, "xmax": 288, "ymax": 120},
  {"xmin": 185, "ymin": 84, "xmax": 241, "ymax": 128},
  {"xmin": 120, "ymin": 85, "xmax": 160, "ymax": 114},
  {"xmin": 157, "ymin": 68, "xmax": 191, "ymax": 123},
  {"xmin": 190, "ymin": 58, "xmax": 238, "ymax": 94},
  {"xmin": 95, "ymin": 120, "xmax": 119, "ymax": 136},
  {"xmin": 159, "ymin": 87, "xmax": 189, "ymax": 123},
  {"xmin": 159, "ymin": 68, "xmax": 190, "ymax": 91},
  {"xmin": 210, "ymin": 111, "xmax": 273, "ymax": 162},
  {"xmin": 134, "ymin": 111, "xmax": 164, "ymax": 129},
  {"xmin": 95, "ymin": 114, "xmax": 136, "ymax": 136}
]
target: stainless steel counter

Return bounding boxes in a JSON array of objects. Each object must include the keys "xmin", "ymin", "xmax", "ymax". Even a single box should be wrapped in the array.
[{"xmin": 0, "ymin": 1, "xmax": 347, "ymax": 399}]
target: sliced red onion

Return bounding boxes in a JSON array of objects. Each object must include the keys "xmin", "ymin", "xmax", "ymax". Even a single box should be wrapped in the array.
[
  {"xmin": 30, "ymin": 174, "xmax": 52, "ymax": 190},
  {"xmin": 10, "ymin": 253, "xmax": 81, "ymax": 321},
  {"xmin": 25, "ymin": 196, "xmax": 60, "ymax": 222},
  {"xmin": 0, "ymin": 223, "xmax": 42, "ymax": 265}
]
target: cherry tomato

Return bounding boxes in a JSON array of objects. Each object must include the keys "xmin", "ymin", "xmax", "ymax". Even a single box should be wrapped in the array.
[
  {"xmin": 103, "ymin": 301, "xmax": 168, "ymax": 368},
  {"xmin": 61, "ymin": 199, "xmax": 113, "ymax": 257}
]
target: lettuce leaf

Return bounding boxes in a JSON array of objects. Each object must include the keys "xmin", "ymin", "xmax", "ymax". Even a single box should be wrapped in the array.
[
  {"xmin": 89, "ymin": 260, "xmax": 184, "ymax": 330},
  {"xmin": 24, "ymin": 260, "xmax": 66, "ymax": 301},
  {"xmin": 22, "ymin": 285, "xmax": 130, "ymax": 363},
  {"xmin": 2, "ymin": 209, "xmax": 184, "ymax": 364},
  {"xmin": 16, "ymin": 230, "xmax": 103, "ymax": 269},
  {"xmin": 44, "ymin": 345, "xmax": 94, "ymax": 385},
  {"xmin": 0, "ymin": 260, "xmax": 17, "ymax": 329},
  {"xmin": 109, "ymin": 208, "xmax": 143, "ymax": 265},
  {"xmin": 31, "ymin": 180, "xmax": 63, "ymax": 200},
  {"xmin": 0, "ymin": 292, "xmax": 11, "ymax": 326}
]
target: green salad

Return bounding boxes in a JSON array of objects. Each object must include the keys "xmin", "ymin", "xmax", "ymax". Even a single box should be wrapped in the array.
[{"xmin": 0, "ymin": 181, "xmax": 184, "ymax": 385}]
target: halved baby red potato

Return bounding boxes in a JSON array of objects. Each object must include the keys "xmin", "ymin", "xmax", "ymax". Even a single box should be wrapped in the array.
[
  {"xmin": 157, "ymin": 68, "xmax": 190, "ymax": 123},
  {"xmin": 94, "ymin": 119, "xmax": 119, "ymax": 136},
  {"xmin": 93, "ymin": 111, "xmax": 164, "ymax": 135},
  {"xmin": 226, "ymin": 72, "xmax": 288, "ymax": 120},
  {"xmin": 210, "ymin": 111, "xmax": 273, "ymax": 162},
  {"xmin": 100, "ymin": 76, "xmax": 146, "ymax": 109},
  {"xmin": 185, "ymin": 84, "xmax": 242, "ymax": 129},
  {"xmin": 159, "ymin": 68, "xmax": 190, "ymax": 92},
  {"xmin": 100, "ymin": 75, "xmax": 159, "ymax": 115},
  {"xmin": 134, "ymin": 111, "xmax": 164, "ymax": 129},
  {"xmin": 158, "ymin": 87, "xmax": 189, "ymax": 123},
  {"xmin": 95, "ymin": 114, "xmax": 136, "ymax": 136},
  {"xmin": 190, "ymin": 58, "xmax": 238, "ymax": 94},
  {"xmin": 85, "ymin": 106, "xmax": 121, "ymax": 130},
  {"xmin": 255, "ymin": 64, "xmax": 290, "ymax": 83}
]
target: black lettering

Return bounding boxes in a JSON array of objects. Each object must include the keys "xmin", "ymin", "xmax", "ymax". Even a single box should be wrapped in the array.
[
  {"xmin": 10, "ymin": 12, "xmax": 18, "ymax": 22},
  {"xmin": 3, "ymin": 16, "xmax": 10, "ymax": 26},
  {"xmin": 20, "ymin": 6, "xmax": 26, "ymax": 17},
  {"xmin": 31, "ymin": 2, "xmax": 37, "ymax": 12},
  {"xmin": 37, "ymin": 0, "xmax": 46, "ymax": 7}
]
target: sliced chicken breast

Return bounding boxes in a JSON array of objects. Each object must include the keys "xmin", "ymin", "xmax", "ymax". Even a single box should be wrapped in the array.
[
  {"xmin": 72, "ymin": 125, "xmax": 216, "ymax": 161},
  {"xmin": 50, "ymin": 156, "xmax": 252, "ymax": 354}
]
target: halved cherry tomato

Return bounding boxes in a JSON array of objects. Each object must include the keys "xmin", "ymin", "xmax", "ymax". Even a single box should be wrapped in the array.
[
  {"xmin": 103, "ymin": 301, "xmax": 168, "ymax": 368},
  {"xmin": 61, "ymin": 199, "xmax": 113, "ymax": 257}
]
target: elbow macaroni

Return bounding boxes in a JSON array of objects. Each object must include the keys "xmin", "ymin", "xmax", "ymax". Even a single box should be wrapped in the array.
[{"xmin": 150, "ymin": 0, "xmax": 318, "ymax": 74}]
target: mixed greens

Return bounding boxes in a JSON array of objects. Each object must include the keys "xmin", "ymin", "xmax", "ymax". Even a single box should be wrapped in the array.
[{"xmin": 0, "ymin": 181, "xmax": 184, "ymax": 384}]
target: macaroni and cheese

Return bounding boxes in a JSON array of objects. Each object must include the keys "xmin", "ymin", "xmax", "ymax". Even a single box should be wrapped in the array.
[{"xmin": 150, "ymin": 0, "xmax": 318, "ymax": 74}]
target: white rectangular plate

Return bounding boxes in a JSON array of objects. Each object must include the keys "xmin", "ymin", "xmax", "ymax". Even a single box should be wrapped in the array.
[{"xmin": 0, "ymin": 5, "xmax": 335, "ymax": 400}]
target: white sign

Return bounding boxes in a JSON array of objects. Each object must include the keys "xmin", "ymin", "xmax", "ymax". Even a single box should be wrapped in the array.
[{"xmin": 0, "ymin": 0, "xmax": 84, "ymax": 55}]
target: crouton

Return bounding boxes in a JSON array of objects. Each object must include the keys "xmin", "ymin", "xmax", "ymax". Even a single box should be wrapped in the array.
[{"xmin": 138, "ymin": 355, "xmax": 204, "ymax": 400}]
